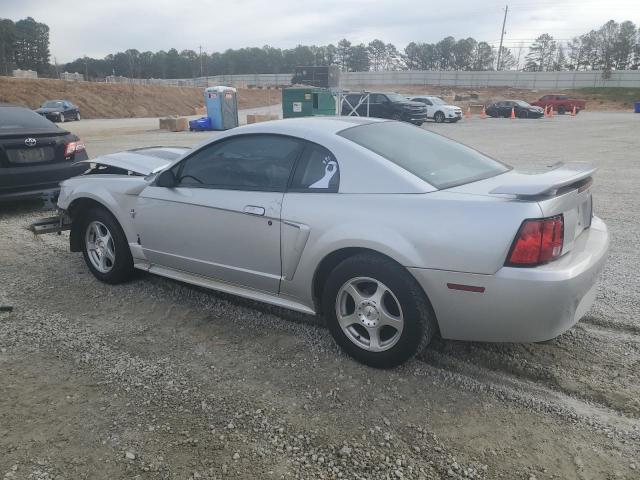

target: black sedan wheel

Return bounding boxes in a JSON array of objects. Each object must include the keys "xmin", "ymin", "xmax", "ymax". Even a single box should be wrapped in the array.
[{"xmin": 518, "ymin": 110, "xmax": 528, "ymax": 119}]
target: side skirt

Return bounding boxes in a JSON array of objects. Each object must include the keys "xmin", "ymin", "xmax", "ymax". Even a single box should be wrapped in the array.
[{"xmin": 133, "ymin": 261, "xmax": 316, "ymax": 315}]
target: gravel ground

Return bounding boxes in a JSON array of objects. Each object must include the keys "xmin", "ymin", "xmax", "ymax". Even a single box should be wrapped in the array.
[{"xmin": 1, "ymin": 111, "xmax": 639, "ymax": 479}]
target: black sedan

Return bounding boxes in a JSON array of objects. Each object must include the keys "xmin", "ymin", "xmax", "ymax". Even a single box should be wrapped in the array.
[
  {"xmin": 485, "ymin": 100, "xmax": 544, "ymax": 119},
  {"xmin": 0, "ymin": 103, "xmax": 88, "ymax": 201},
  {"xmin": 35, "ymin": 99, "xmax": 81, "ymax": 122}
]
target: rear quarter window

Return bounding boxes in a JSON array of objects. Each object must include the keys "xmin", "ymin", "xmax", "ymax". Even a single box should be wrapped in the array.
[{"xmin": 338, "ymin": 121, "xmax": 510, "ymax": 189}]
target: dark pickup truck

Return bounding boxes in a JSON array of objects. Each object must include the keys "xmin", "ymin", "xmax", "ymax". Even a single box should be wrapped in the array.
[
  {"xmin": 531, "ymin": 94, "xmax": 586, "ymax": 114},
  {"xmin": 341, "ymin": 92, "xmax": 428, "ymax": 125}
]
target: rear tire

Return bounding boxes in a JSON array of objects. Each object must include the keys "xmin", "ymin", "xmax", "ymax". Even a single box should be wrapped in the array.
[
  {"xmin": 518, "ymin": 110, "xmax": 528, "ymax": 119},
  {"xmin": 80, "ymin": 207, "xmax": 134, "ymax": 284},
  {"xmin": 59, "ymin": 113, "xmax": 65, "ymax": 123},
  {"xmin": 557, "ymin": 106, "xmax": 566, "ymax": 115},
  {"xmin": 434, "ymin": 111, "xmax": 445, "ymax": 123},
  {"xmin": 322, "ymin": 252, "xmax": 437, "ymax": 368},
  {"xmin": 76, "ymin": 112, "xmax": 81, "ymax": 121}
]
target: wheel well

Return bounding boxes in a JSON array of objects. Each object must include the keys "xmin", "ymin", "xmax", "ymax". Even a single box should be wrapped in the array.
[
  {"xmin": 312, "ymin": 247, "xmax": 403, "ymax": 314},
  {"xmin": 67, "ymin": 198, "xmax": 113, "ymax": 252}
]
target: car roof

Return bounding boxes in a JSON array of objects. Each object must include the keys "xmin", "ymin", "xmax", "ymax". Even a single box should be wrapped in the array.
[{"xmin": 232, "ymin": 116, "xmax": 386, "ymax": 137}]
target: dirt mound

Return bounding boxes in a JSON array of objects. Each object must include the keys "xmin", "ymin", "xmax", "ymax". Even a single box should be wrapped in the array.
[{"xmin": 0, "ymin": 77, "xmax": 281, "ymax": 119}]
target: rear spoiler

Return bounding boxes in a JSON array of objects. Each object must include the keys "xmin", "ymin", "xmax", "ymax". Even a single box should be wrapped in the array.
[{"xmin": 490, "ymin": 162, "xmax": 596, "ymax": 197}]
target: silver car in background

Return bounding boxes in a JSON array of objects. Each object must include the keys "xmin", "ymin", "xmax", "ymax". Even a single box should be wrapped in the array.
[{"xmin": 42, "ymin": 117, "xmax": 609, "ymax": 368}]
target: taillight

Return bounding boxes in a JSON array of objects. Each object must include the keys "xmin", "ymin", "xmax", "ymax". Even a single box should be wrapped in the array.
[
  {"xmin": 64, "ymin": 140, "xmax": 85, "ymax": 157},
  {"xmin": 506, "ymin": 215, "xmax": 564, "ymax": 267}
]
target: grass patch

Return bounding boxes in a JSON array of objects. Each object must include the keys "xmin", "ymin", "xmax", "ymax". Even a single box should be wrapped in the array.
[{"xmin": 574, "ymin": 87, "xmax": 640, "ymax": 104}]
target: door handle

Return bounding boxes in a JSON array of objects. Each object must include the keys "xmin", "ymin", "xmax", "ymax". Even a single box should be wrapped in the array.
[{"xmin": 243, "ymin": 205, "xmax": 265, "ymax": 216}]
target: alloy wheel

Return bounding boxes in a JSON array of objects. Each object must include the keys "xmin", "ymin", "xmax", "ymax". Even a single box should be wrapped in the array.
[
  {"xmin": 335, "ymin": 277, "xmax": 404, "ymax": 352},
  {"xmin": 85, "ymin": 221, "xmax": 116, "ymax": 273}
]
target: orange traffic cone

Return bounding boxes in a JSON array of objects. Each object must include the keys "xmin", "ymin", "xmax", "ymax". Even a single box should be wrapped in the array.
[
  {"xmin": 480, "ymin": 106, "xmax": 487, "ymax": 119},
  {"xmin": 464, "ymin": 106, "xmax": 472, "ymax": 119},
  {"xmin": 549, "ymin": 105, "xmax": 554, "ymax": 117},
  {"xmin": 544, "ymin": 105, "xmax": 549, "ymax": 117},
  {"xmin": 571, "ymin": 105, "xmax": 577, "ymax": 116},
  {"xmin": 510, "ymin": 107, "xmax": 516, "ymax": 119}
]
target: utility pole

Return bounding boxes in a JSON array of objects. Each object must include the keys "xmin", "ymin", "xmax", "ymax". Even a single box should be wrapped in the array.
[
  {"xmin": 496, "ymin": 5, "xmax": 509, "ymax": 71},
  {"xmin": 84, "ymin": 56, "xmax": 89, "ymax": 81},
  {"xmin": 199, "ymin": 45, "xmax": 203, "ymax": 78}
]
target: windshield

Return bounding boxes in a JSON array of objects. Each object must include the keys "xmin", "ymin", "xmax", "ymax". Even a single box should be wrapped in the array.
[
  {"xmin": 339, "ymin": 121, "xmax": 509, "ymax": 189},
  {"xmin": 385, "ymin": 93, "xmax": 408, "ymax": 102},
  {"xmin": 42, "ymin": 101, "xmax": 64, "ymax": 108},
  {"xmin": 514, "ymin": 100, "xmax": 531, "ymax": 107},
  {"xmin": 430, "ymin": 97, "xmax": 446, "ymax": 105}
]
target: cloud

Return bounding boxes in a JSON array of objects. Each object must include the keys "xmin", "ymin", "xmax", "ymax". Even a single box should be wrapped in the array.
[{"xmin": 3, "ymin": 0, "xmax": 639, "ymax": 62}]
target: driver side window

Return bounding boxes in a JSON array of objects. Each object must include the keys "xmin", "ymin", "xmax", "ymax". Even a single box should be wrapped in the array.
[{"xmin": 176, "ymin": 134, "xmax": 304, "ymax": 192}]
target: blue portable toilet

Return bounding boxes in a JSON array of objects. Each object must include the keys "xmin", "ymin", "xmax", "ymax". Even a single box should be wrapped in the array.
[{"xmin": 204, "ymin": 86, "xmax": 239, "ymax": 130}]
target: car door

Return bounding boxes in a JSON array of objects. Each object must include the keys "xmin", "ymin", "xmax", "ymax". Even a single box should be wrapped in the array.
[
  {"xmin": 368, "ymin": 94, "xmax": 386, "ymax": 118},
  {"xmin": 134, "ymin": 134, "xmax": 305, "ymax": 294}
]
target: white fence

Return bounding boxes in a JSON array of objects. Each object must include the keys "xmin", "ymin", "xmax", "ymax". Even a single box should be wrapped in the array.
[
  {"xmin": 339, "ymin": 70, "xmax": 640, "ymax": 89},
  {"xmin": 102, "ymin": 70, "xmax": 640, "ymax": 90},
  {"xmin": 12, "ymin": 69, "xmax": 38, "ymax": 79}
]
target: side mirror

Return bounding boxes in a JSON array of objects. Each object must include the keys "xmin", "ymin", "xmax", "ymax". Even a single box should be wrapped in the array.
[{"xmin": 156, "ymin": 169, "xmax": 177, "ymax": 188}]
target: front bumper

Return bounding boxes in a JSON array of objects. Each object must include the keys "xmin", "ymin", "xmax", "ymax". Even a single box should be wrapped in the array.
[
  {"xmin": 409, "ymin": 216, "xmax": 609, "ymax": 342},
  {"xmin": 38, "ymin": 112, "xmax": 62, "ymax": 122},
  {"xmin": 402, "ymin": 111, "xmax": 428, "ymax": 122}
]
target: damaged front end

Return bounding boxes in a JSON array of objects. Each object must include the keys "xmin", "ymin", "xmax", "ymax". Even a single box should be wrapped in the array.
[{"xmin": 28, "ymin": 146, "xmax": 190, "ymax": 236}]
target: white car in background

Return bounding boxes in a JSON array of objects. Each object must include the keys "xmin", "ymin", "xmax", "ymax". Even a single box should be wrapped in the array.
[{"xmin": 409, "ymin": 96, "xmax": 463, "ymax": 123}]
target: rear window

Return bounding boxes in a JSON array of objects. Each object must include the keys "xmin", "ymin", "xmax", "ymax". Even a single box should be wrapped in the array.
[
  {"xmin": 338, "ymin": 121, "xmax": 510, "ymax": 189},
  {"xmin": 0, "ymin": 106, "xmax": 59, "ymax": 131}
]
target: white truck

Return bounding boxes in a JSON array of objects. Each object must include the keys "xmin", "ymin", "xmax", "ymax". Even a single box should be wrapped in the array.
[{"xmin": 408, "ymin": 96, "xmax": 463, "ymax": 123}]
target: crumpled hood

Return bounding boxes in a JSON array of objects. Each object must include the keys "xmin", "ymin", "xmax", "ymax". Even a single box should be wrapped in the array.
[{"xmin": 74, "ymin": 146, "xmax": 190, "ymax": 175}]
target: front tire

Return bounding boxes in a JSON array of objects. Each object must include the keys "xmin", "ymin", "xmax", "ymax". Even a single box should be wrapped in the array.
[
  {"xmin": 59, "ymin": 113, "xmax": 65, "ymax": 122},
  {"xmin": 76, "ymin": 111, "xmax": 81, "ymax": 121},
  {"xmin": 322, "ymin": 253, "xmax": 437, "ymax": 368},
  {"xmin": 80, "ymin": 207, "xmax": 134, "ymax": 284},
  {"xmin": 557, "ymin": 106, "xmax": 566, "ymax": 115}
]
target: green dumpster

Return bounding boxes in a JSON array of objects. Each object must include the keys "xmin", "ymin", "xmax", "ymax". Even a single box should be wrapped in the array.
[{"xmin": 282, "ymin": 87, "xmax": 336, "ymax": 118}]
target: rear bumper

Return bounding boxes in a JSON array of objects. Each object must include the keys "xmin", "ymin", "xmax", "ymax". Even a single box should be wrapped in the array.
[
  {"xmin": 0, "ymin": 160, "xmax": 87, "ymax": 201},
  {"xmin": 409, "ymin": 216, "xmax": 609, "ymax": 342}
]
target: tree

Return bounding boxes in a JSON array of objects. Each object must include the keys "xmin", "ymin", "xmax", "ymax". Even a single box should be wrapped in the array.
[
  {"xmin": 435, "ymin": 36, "xmax": 456, "ymax": 69},
  {"xmin": 348, "ymin": 44, "xmax": 370, "ymax": 71},
  {"xmin": 367, "ymin": 39, "xmax": 387, "ymax": 71},
  {"xmin": 453, "ymin": 38, "xmax": 477, "ymax": 70},
  {"xmin": 525, "ymin": 34, "xmax": 557, "ymax": 71},
  {"xmin": 473, "ymin": 42, "xmax": 495, "ymax": 70},
  {"xmin": 553, "ymin": 44, "xmax": 567, "ymax": 71},
  {"xmin": 497, "ymin": 46, "xmax": 517, "ymax": 70},
  {"xmin": 13, "ymin": 17, "xmax": 50, "ymax": 74},
  {"xmin": 0, "ymin": 18, "xmax": 17, "ymax": 75},
  {"xmin": 336, "ymin": 39, "xmax": 351, "ymax": 71}
]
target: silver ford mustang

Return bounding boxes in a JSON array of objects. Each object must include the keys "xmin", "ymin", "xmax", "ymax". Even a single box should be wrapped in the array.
[{"xmin": 41, "ymin": 117, "xmax": 609, "ymax": 368}]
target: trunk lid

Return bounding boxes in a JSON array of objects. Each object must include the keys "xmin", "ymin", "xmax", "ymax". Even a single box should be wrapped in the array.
[
  {"xmin": 448, "ymin": 162, "xmax": 595, "ymax": 255},
  {"xmin": 0, "ymin": 130, "xmax": 70, "ymax": 167}
]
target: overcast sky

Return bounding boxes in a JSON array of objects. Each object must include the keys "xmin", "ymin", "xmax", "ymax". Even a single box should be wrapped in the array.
[{"xmin": 4, "ymin": 0, "xmax": 640, "ymax": 62}]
